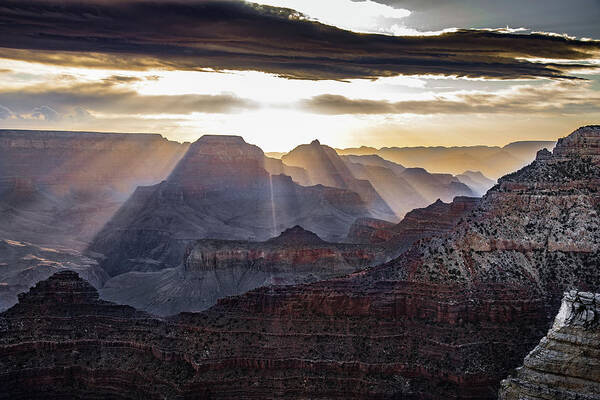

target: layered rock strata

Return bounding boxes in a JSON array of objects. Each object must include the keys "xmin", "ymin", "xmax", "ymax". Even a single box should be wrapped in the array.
[
  {"xmin": 2, "ymin": 126, "xmax": 599, "ymax": 399},
  {"xmin": 99, "ymin": 226, "xmax": 388, "ymax": 316},
  {"xmin": 500, "ymin": 290, "xmax": 600, "ymax": 399},
  {"xmin": 89, "ymin": 136, "xmax": 375, "ymax": 275},
  {"xmin": 347, "ymin": 196, "xmax": 480, "ymax": 257}
]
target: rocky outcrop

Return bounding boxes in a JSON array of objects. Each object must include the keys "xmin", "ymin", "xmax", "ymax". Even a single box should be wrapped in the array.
[
  {"xmin": 99, "ymin": 226, "xmax": 388, "ymax": 316},
  {"xmin": 553, "ymin": 125, "xmax": 600, "ymax": 158},
  {"xmin": 0, "ymin": 271, "xmax": 184, "ymax": 399},
  {"xmin": 500, "ymin": 290, "xmax": 600, "ymax": 399},
  {"xmin": 347, "ymin": 196, "xmax": 480, "ymax": 256},
  {"xmin": 89, "ymin": 137, "xmax": 376, "ymax": 275},
  {"xmin": 2, "ymin": 126, "xmax": 597, "ymax": 399},
  {"xmin": 184, "ymin": 225, "xmax": 384, "ymax": 274},
  {"xmin": 282, "ymin": 140, "xmax": 398, "ymax": 221}
]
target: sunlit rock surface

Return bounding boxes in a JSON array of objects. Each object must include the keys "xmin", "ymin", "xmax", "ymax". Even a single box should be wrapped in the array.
[
  {"xmin": 1, "ymin": 126, "xmax": 599, "ymax": 399},
  {"xmin": 500, "ymin": 290, "xmax": 600, "ymax": 399},
  {"xmin": 282, "ymin": 139, "xmax": 398, "ymax": 221},
  {"xmin": 89, "ymin": 135, "xmax": 376, "ymax": 276},
  {"xmin": 0, "ymin": 129, "xmax": 188, "ymax": 247}
]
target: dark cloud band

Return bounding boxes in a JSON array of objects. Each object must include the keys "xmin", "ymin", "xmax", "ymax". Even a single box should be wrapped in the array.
[
  {"xmin": 0, "ymin": 82, "xmax": 258, "ymax": 119},
  {"xmin": 300, "ymin": 82, "xmax": 600, "ymax": 115},
  {"xmin": 0, "ymin": 0, "xmax": 598, "ymax": 80}
]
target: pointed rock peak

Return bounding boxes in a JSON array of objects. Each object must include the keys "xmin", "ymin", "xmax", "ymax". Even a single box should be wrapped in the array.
[
  {"xmin": 267, "ymin": 225, "xmax": 325, "ymax": 245},
  {"xmin": 16, "ymin": 270, "xmax": 99, "ymax": 306},
  {"xmin": 536, "ymin": 148, "xmax": 552, "ymax": 161},
  {"xmin": 311, "ymin": 139, "xmax": 321, "ymax": 146},
  {"xmin": 554, "ymin": 125, "xmax": 600, "ymax": 158}
]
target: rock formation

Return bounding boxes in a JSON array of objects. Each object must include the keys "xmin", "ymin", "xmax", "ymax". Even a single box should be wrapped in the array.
[
  {"xmin": 1, "ymin": 126, "xmax": 596, "ymax": 399},
  {"xmin": 341, "ymin": 154, "xmax": 477, "ymax": 216},
  {"xmin": 500, "ymin": 290, "xmax": 600, "ymax": 399},
  {"xmin": 89, "ymin": 135, "xmax": 376, "ymax": 276},
  {"xmin": 0, "ymin": 238, "xmax": 106, "ymax": 311},
  {"xmin": 0, "ymin": 129, "xmax": 187, "ymax": 195},
  {"xmin": 337, "ymin": 140, "xmax": 556, "ymax": 179},
  {"xmin": 282, "ymin": 140, "xmax": 398, "ymax": 221},
  {"xmin": 347, "ymin": 196, "xmax": 480, "ymax": 254},
  {"xmin": 0, "ymin": 129, "xmax": 188, "ymax": 247},
  {"xmin": 99, "ymin": 226, "xmax": 388, "ymax": 316}
]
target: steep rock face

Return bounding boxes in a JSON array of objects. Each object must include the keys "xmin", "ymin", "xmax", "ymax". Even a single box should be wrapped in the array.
[
  {"xmin": 100, "ymin": 226, "xmax": 388, "ymax": 316},
  {"xmin": 0, "ymin": 130, "xmax": 188, "ymax": 247},
  {"xmin": 347, "ymin": 196, "xmax": 480, "ymax": 257},
  {"xmin": 500, "ymin": 290, "xmax": 600, "ymax": 399},
  {"xmin": 282, "ymin": 140, "xmax": 397, "ymax": 221},
  {"xmin": 553, "ymin": 125, "xmax": 600, "ymax": 158},
  {"xmin": 0, "ymin": 271, "xmax": 191, "ymax": 400},
  {"xmin": 89, "ymin": 136, "xmax": 374, "ymax": 275},
  {"xmin": 168, "ymin": 135, "xmax": 267, "ymax": 191},
  {"xmin": 2, "ymin": 126, "xmax": 598, "ymax": 400}
]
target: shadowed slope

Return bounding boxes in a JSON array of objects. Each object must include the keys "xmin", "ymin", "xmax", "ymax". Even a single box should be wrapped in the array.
[
  {"xmin": 2, "ymin": 126, "xmax": 599, "ymax": 399},
  {"xmin": 283, "ymin": 140, "xmax": 397, "ymax": 221},
  {"xmin": 89, "ymin": 136, "xmax": 375, "ymax": 276},
  {"xmin": 100, "ymin": 226, "xmax": 388, "ymax": 316}
]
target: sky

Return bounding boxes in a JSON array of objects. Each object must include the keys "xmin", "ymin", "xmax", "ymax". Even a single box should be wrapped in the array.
[{"xmin": 0, "ymin": 0, "xmax": 599, "ymax": 151}]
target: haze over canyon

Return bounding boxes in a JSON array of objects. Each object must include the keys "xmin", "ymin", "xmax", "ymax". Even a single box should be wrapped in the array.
[{"xmin": 1, "ymin": 0, "xmax": 600, "ymax": 399}]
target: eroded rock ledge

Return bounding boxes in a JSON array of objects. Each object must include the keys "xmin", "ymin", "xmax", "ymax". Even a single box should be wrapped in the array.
[{"xmin": 500, "ymin": 290, "xmax": 600, "ymax": 399}]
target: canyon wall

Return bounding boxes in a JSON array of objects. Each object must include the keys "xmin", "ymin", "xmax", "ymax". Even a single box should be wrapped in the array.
[
  {"xmin": 0, "ymin": 126, "xmax": 598, "ymax": 399},
  {"xmin": 500, "ymin": 290, "xmax": 600, "ymax": 399}
]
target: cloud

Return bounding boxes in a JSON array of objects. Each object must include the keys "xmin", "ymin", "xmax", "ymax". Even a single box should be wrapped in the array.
[
  {"xmin": 0, "ymin": 1, "xmax": 598, "ymax": 80},
  {"xmin": 300, "ymin": 80, "xmax": 600, "ymax": 114},
  {"xmin": 29, "ymin": 106, "xmax": 60, "ymax": 121},
  {"xmin": 0, "ymin": 82, "xmax": 259, "ymax": 116},
  {"xmin": 0, "ymin": 104, "xmax": 14, "ymax": 119}
]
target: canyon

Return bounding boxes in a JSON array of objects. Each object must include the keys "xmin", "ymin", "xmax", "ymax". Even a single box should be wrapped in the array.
[
  {"xmin": 0, "ymin": 125, "xmax": 598, "ymax": 398},
  {"xmin": 0, "ymin": 129, "xmax": 497, "ymax": 316},
  {"xmin": 336, "ymin": 140, "xmax": 556, "ymax": 179},
  {"xmin": 99, "ymin": 225, "xmax": 389, "ymax": 316},
  {"xmin": 88, "ymin": 135, "xmax": 378, "ymax": 276}
]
